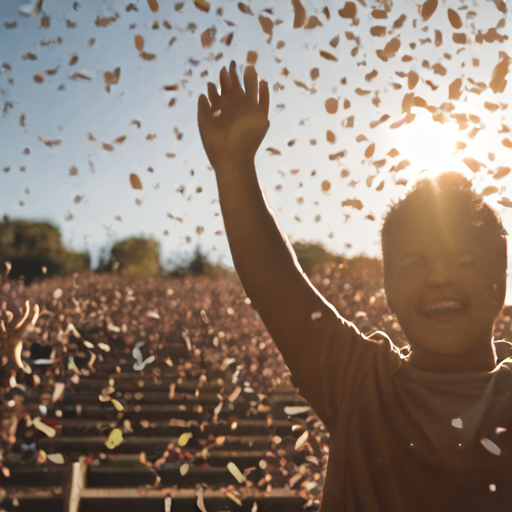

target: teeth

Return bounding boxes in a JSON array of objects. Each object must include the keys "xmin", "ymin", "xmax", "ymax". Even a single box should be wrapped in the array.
[{"xmin": 423, "ymin": 301, "xmax": 464, "ymax": 315}]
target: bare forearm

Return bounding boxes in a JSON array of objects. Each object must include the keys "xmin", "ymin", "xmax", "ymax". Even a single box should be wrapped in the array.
[
  {"xmin": 197, "ymin": 60, "xmax": 335, "ymax": 345},
  {"xmin": 215, "ymin": 160, "xmax": 320, "ymax": 329}
]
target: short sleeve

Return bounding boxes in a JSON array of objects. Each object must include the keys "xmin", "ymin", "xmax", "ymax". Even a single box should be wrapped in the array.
[{"xmin": 275, "ymin": 299, "xmax": 386, "ymax": 433}]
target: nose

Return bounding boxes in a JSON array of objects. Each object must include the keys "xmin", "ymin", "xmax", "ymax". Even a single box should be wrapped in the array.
[{"xmin": 427, "ymin": 259, "xmax": 451, "ymax": 287}]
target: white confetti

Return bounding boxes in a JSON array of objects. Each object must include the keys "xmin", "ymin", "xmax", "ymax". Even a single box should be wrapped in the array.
[
  {"xmin": 47, "ymin": 453, "xmax": 65, "ymax": 464},
  {"xmin": 295, "ymin": 430, "xmax": 309, "ymax": 451},
  {"xmin": 227, "ymin": 462, "xmax": 246, "ymax": 483},
  {"xmin": 52, "ymin": 382, "xmax": 65, "ymax": 403},
  {"xmin": 197, "ymin": 492, "xmax": 207, "ymax": 512},
  {"xmin": 481, "ymin": 438, "xmax": 501, "ymax": 456},
  {"xmin": 228, "ymin": 386, "xmax": 241, "ymax": 402},
  {"xmin": 451, "ymin": 418, "xmax": 463, "ymax": 429},
  {"xmin": 33, "ymin": 417, "xmax": 56, "ymax": 438},
  {"xmin": 284, "ymin": 405, "xmax": 311, "ymax": 415}
]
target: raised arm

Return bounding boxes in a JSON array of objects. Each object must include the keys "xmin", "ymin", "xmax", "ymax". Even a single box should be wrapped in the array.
[{"xmin": 197, "ymin": 60, "xmax": 341, "ymax": 352}]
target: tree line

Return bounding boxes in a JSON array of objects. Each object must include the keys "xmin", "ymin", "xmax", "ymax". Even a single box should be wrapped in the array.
[{"xmin": 0, "ymin": 219, "xmax": 380, "ymax": 282}]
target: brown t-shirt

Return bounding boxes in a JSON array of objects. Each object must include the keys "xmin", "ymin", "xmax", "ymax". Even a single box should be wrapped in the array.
[{"xmin": 284, "ymin": 311, "xmax": 512, "ymax": 512}]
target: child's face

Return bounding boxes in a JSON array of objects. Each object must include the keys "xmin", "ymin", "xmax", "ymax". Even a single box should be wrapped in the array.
[{"xmin": 384, "ymin": 210, "xmax": 506, "ymax": 357}]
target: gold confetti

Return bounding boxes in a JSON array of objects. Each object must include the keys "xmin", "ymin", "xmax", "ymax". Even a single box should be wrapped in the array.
[
  {"xmin": 33, "ymin": 418, "xmax": 56, "ymax": 438},
  {"xmin": 178, "ymin": 432, "xmax": 193, "ymax": 446},
  {"xmin": 105, "ymin": 429, "xmax": 124, "ymax": 449}
]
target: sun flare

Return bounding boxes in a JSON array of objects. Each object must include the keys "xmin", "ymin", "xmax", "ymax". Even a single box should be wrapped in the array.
[{"xmin": 396, "ymin": 108, "xmax": 472, "ymax": 182}]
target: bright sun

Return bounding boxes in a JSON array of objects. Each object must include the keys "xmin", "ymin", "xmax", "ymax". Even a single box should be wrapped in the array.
[{"xmin": 396, "ymin": 107, "xmax": 471, "ymax": 181}]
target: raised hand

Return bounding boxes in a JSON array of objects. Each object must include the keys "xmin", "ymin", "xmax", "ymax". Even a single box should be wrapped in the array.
[
  {"xmin": 197, "ymin": 60, "xmax": 270, "ymax": 171},
  {"xmin": 0, "ymin": 300, "xmax": 39, "ymax": 374}
]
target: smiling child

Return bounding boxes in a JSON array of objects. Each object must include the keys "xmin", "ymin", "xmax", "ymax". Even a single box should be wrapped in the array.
[{"xmin": 197, "ymin": 60, "xmax": 512, "ymax": 512}]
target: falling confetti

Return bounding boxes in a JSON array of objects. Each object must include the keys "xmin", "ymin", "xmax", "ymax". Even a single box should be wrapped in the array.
[
  {"xmin": 33, "ymin": 418, "xmax": 56, "ymax": 438},
  {"xmin": 47, "ymin": 453, "xmax": 65, "ymax": 464},
  {"xmin": 227, "ymin": 462, "xmax": 246, "ymax": 483},
  {"xmin": 105, "ymin": 429, "xmax": 124, "ymax": 449},
  {"xmin": 480, "ymin": 438, "xmax": 501, "ymax": 456},
  {"xmin": 130, "ymin": 174, "xmax": 143, "ymax": 190}
]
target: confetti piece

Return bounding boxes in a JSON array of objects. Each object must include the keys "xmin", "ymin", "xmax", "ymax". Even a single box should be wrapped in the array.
[
  {"xmin": 481, "ymin": 438, "xmax": 501, "ymax": 456},
  {"xmin": 291, "ymin": 0, "xmax": 306, "ymax": 28},
  {"xmin": 489, "ymin": 54, "xmax": 510, "ymax": 94},
  {"xmin": 135, "ymin": 35, "xmax": 144, "ymax": 53},
  {"xmin": 238, "ymin": 2, "xmax": 253, "ymax": 15},
  {"xmin": 130, "ymin": 174, "xmax": 143, "ymax": 190},
  {"xmin": 295, "ymin": 430, "xmax": 309, "ymax": 450},
  {"xmin": 178, "ymin": 432, "xmax": 193, "ymax": 446},
  {"xmin": 320, "ymin": 50, "xmax": 338, "ymax": 62},
  {"xmin": 33, "ymin": 418, "xmax": 56, "ymax": 438},
  {"xmin": 227, "ymin": 461, "xmax": 246, "ymax": 483},
  {"xmin": 419, "ymin": 0, "xmax": 438, "ymax": 21},
  {"xmin": 111, "ymin": 399, "xmax": 124, "ymax": 411},
  {"xmin": 197, "ymin": 493, "xmax": 207, "ymax": 512},
  {"xmin": 105, "ymin": 429, "xmax": 124, "ymax": 449},
  {"xmin": 194, "ymin": 0, "xmax": 210, "ymax": 12},
  {"xmin": 225, "ymin": 491, "xmax": 242, "ymax": 505},
  {"xmin": 147, "ymin": 0, "xmax": 159, "ymax": 11},
  {"xmin": 228, "ymin": 386, "xmax": 242, "ymax": 402},
  {"xmin": 47, "ymin": 453, "xmax": 65, "ymax": 464},
  {"xmin": 447, "ymin": 9, "xmax": 462, "ymax": 29},
  {"xmin": 284, "ymin": 406, "xmax": 311, "ymax": 415},
  {"xmin": 325, "ymin": 98, "xmax": 338, "ymax": 114},
  {"xmin": 342, "ymin": 199, "xmax": 364, "ymax": 210},
  {"xmin": 338, "ymin": 2, "xmax": 356, "ymax": 20}
]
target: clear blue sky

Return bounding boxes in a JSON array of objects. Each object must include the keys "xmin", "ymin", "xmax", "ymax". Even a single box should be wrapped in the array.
[{"xmin": 1, "ymin": 0, "xmax": 512, "ymax": 297}]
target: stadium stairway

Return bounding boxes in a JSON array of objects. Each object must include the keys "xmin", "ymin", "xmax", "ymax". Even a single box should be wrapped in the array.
[{"xmin": 1, "ymin": 341, "xmax": 327, "ymax": 511}]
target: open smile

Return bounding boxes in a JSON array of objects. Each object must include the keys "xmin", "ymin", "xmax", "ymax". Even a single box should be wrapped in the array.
[{"xmin": 417, "ymin": 300, "xmax": 470, "ymax": 324}]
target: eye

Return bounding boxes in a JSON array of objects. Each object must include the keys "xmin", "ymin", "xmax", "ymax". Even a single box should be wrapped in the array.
[
  {"xmin": 455, "ymin": 254, "xmax": 477, "ymax": 266},
  {"xmin": 400, "ymin": 256, "xmax": 425, "ymax": 270}
]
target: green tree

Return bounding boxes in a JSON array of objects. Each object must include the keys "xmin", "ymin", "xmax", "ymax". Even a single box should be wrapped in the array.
[
  {"xmin": 0, "ymin": 219, "xmax": 89, "ymax": 282},
  {"xmin": 106, "ymin": 237, "xmax": 161, "ymax": 278}
]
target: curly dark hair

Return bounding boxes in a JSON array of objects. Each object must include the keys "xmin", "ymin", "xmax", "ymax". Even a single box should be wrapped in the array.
[{"xmin": 380, "ymin": 171, "xmax": 507, "ymax": 278}]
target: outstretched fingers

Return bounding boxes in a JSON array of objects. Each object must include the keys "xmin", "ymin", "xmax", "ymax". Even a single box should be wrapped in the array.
[
  {"xmin": 198, "ymin": 94, "xmax": 212, "ymax": 122},
  {"xmin": 243, "ymin": 66, "xmax": 258, "ymax": 104},
  {"xmin": 31, "ymin": 304, "xmax": 40, "ymax": 326},
  {"xmin": 15, "ymin": 300, "xmax": 30, "ymax": 330},
  {"xmin": 259, "ymin": 80, "xmax": 269, "ymax": 119},
  {"xmin": 228, "ymin": 60, "xmax": 243, "ymax": 93},
  {"xmin": 219, "ymin": 66, "xmax": 232, "ymax": 96},
  {"xmin": 13, "ymin": 300, "xmax": 39, "ymax": 334},
  {"xmin": 207, "ymin": 82, "xmax": 221, "ymax": 110}
]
